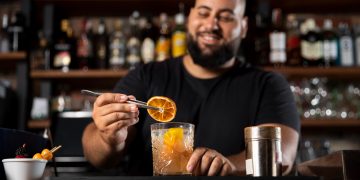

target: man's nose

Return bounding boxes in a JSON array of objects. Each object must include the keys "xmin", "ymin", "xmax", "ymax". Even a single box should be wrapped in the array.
[{"xmin": 204, "ymin": 17, "xmax": 219, "ymax": 31}]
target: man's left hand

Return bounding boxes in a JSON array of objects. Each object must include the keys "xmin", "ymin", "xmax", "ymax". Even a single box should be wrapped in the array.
[{"xmin": 186, "ymin": 147, "xmax": 237, "ymax": 176}]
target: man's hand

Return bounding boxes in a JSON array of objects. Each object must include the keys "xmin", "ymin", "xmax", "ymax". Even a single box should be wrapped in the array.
[
  {"xmin": 187, "ymin": 147, "xmax": 237, "ymax": 176},
  {"xmin": 92, "ymin": 93, "xmax": 139, "ymax": 149}
]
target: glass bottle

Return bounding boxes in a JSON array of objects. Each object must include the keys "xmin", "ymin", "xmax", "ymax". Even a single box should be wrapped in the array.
[
  {"xmin": 285, "ymin": 14, "xmax": 301, "ymax": 66},
  {"xmin": 0, "ymin": 13, "xmax": 10, "ymax": 52},
  {"xmin": 126, "ymin": 11, "xmax": 142, "ymax": 69},
  {"xmin": 171, "ymin": 11, "xmax": 187, "ymax": 58},
  {"xmin": 109, "ymin": 19, "xmax": 127, "ymax": 69},
  {"xmin": 338, "ymin": 23, "xmax": 355, "ymax": 67},
  {"xmin": 7, "ymin": 11, "xmax": 26, "ymax": 52},
  {"xmin": 301, "ymin": 18, "xmax": 324, "ymax": 66},
  {"xmin": 77, "ymin": 18, "xmax": 94, "ymax": 70},
  {"xmin": 354, "ymin": 24, "xmax": 360, "ymax": 66},
  {"xmin": 156, "ymin": 13, "xmax": 171, "ymax": 61},
  {"xmin": 139, "ymin": 17, "xmax": 156, "ymax": 64},
  {"xmin": 52, "ymin": 19, "xmax": 73, "ymax": 72},
  {"xmin": 322, "ymin": 19, "xmax": 339, "ymax": 67},
  {"xmin": 94, "ymin": 18, "xmax": 109, "ymax": 69},
  {"xmin": 269, "ymin": 8, "xmax": 286, "ymax": 66},
  {"xmin": 30, "ymin": 31, "xmax": 51, "ymax": 70}
]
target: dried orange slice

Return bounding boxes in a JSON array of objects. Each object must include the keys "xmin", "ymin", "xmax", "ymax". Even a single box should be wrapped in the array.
[{"xmin": 147, "ymin": 96, "xmax": 176, "ymax": 122}]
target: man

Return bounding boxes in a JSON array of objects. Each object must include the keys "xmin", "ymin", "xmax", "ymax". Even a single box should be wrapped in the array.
[{"xmin": 82, "ymin": 0, "xmax": 300, "ymax": 176}]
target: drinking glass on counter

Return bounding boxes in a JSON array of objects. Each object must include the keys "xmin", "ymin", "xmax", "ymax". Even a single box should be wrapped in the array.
[{"xmin": 151, "ymin": 122, "xmax": 194, "ymax": 176}]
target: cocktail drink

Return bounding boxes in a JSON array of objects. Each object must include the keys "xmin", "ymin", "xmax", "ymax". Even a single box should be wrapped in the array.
[{"xmin": 151, "ymin": 122, "xmax": 194, "ymax": 176}]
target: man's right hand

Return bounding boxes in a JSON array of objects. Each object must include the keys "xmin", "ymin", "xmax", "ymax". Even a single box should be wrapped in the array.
[{"xmin": 92, "ymin": 93, "xmax": 139, "ymax": 149}]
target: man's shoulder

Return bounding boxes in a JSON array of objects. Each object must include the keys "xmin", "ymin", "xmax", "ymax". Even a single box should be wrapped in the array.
[{"xmin": 234, "ymin": 63, "xmax": 285, "ymax": 81}]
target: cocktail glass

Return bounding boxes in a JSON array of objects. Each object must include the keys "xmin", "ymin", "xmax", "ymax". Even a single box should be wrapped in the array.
[{"xmin": 151, "ymin": 122, "xmax": 194, "ymax": 176}]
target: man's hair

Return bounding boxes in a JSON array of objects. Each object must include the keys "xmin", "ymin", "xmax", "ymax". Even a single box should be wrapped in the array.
[{"xmin": 190, "ymin": 0, "xmax": 247, "ymax": 15}]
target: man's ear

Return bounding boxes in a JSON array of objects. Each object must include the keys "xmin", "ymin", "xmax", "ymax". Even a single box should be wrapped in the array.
[{"xmin": 240, "ymin": 16, "xmax": 248, "ymax": 39}]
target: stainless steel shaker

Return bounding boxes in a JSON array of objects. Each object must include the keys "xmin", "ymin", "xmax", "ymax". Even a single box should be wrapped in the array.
[{"xmin": 244, "ymin": 126, "xmax": 282, "ymax": 176}]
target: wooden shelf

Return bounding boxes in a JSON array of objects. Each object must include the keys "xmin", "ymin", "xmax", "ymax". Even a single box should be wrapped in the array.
[
  {"xmin": 275, "ymin": 0, "xmax": 360, "ymax": 14},
  {"xmin": 264, "ymin": 67, "xmax": 360, "ymax": 79},
  {"xmin": 28, "ymin": 119, "xmax": 51, "ymax": 129},
  {"xmin": 31, "ymin": 69, "xmax": 129, "ymax": 79},
  {"xmin": 301, "ymin": 119, "xmax": 360, "ymax": 128},
  {"xmin": 34, "ymin": 0, "xmax": 194, "ymax": 16},
  {"xmin": 0, "ymin": 52, "xmax": 26, "ymax": 61}
]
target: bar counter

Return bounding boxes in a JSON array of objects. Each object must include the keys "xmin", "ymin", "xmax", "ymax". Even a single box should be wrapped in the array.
[{"xmin": 50, "ymin": 176, "xmax": 319, "ymax": 180}]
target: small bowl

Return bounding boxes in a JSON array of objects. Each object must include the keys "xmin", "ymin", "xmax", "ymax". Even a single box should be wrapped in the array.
[{"xmin": 2, "ymin": 158, "xmax": 47, "ymax": 180}]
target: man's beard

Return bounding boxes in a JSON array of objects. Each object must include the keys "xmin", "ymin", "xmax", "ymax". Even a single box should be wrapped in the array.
[{"xmin": 186, "ymin": 33, "xmax": 238, "ymax": 69}]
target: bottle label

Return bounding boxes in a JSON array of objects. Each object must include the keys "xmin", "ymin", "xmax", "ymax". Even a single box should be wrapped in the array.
[
  {"xmin": 301, "ymin": 40, "xmax": 323, "ymax": 61},
  {"xmin": 323, "ymin": 40, "xmax": 338, "ymax": 61},
  {"xmin": 172, "ymin": 31, "xmax": 187, "ymax": 57},
  {"xmin": 54, "ymin": 51, "xmax": 71, "ymax": 68},
  {"xmin": 340, "ymin": 36, "xmax": 354, "ymax": 66},
  {"xmin": 245, "ymin": 159, "xmax": 253, "ymax": 175},
  {"xmin": 270, "ymin": 32, "xmax": 286, "ymax": 50},
  {"xmin": 141, "ymin": 38, "xmax": 155, "ymax": 64},
  {"xmin": 270, "ymin": 50, "xmax": 286, "ymax": 63},
  {"xmin": 156, "ymin": 37, "xmax": 171, "ymax": 61}
]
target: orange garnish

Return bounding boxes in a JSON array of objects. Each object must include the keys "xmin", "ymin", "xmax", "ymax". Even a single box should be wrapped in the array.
[{"xmin": 147, "ymin": 96, "xmax": 176, "ymax": 122}]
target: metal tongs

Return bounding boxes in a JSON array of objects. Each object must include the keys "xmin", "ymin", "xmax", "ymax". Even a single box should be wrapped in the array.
[{"xmin": 81, "ymin": 89, "xmax": 163, "ymax": 111}]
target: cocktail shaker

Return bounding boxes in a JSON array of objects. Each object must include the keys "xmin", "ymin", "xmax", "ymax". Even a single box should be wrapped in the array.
[{"xmin": 244, "ymin": 126, "xmax": 282, "ymax": 176}]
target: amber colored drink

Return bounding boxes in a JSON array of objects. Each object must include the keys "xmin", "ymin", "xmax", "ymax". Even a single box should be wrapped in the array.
[{"xmin": 151, "ymin": 122, "xmax": 194, "ymax": 176}]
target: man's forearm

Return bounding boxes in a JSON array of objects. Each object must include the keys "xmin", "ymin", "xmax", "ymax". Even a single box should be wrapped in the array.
[{"xmin": 82, "ymin": 123, "xmax": 125, "ymax": 168}]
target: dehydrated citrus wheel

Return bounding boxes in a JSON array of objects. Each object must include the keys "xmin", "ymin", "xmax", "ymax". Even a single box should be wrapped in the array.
[{"xmin": 147, "ymin": 96, "xmax": 176, "ymax": 122}]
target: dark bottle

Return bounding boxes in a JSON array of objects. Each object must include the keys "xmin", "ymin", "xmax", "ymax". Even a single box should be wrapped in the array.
[
  {"xmin": 77, "ymin": 18, "xmax": 94, "ymax": 70},
  {"xmin": 285, "ymin": 14, "xmax": 301, "ymax": 66},
  {"xmin": 7, "ymin": 11, "xmax": 26, "ymax": 52},
  {"xmin": 30, "ymin": 31, "xmax": 51, "ymax": 70},
  {"xmin": 126, "ymin": 11, "xmax": 142, "ymax": 69},
  {"xmin": 109, "ymin": 19, "xmax": 127, "ymax": 69},
  {"xmin": 52, "ymin": 19, "xmax": 74, "ymax": 72},
  {"xmin": 354, "ymin": 24, "xmax": 360, "ymax": 66},
  {"xmin": 269, "ymin": 8, "xmax": 286, "ymax": 66},
  {"xmin": 94, "ymin": 18, "xmax": 109, "ymax": 69},
  {"xmin": 322, "ymin": 19, "xmax": 339, "ymax": 67},
  {"xmin": 301, "ymin": 18, "xmax": 324, "ymax": 66},
  {"xmin": 0, "ymin": 13, "xmax": 10, "ymax": 52},
  {"xmin": 139, "ymin": 16, "xmax": 157, "ymax": 64},
  {"xmin": 253, "ymin": 0, "xmax": 271, "ymax": 66}
]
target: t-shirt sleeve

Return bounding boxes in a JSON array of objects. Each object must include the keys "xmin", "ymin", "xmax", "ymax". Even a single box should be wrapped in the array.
[
  {"xmin": 112, "ymin": 65, "xmax": 147, "ymax": 102},
  {"xmin": 255, "ymin": 72, "xmax": 300, "ymax": 132}
]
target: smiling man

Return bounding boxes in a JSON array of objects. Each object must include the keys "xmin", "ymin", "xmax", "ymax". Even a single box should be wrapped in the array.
[{"xmin": 82, "ymin": 0, "xmax": 300, "ymax": 176}]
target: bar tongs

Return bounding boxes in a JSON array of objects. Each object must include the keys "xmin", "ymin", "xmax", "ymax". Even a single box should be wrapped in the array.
[{"xmin": 81, "ymin": 89, "xmax": 163, "ymax": 111}]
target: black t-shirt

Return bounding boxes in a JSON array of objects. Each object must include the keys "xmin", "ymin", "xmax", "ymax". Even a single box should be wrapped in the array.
[{"xmin": 113, "ymin": 57, "xmax": 300, "ymax": 175}]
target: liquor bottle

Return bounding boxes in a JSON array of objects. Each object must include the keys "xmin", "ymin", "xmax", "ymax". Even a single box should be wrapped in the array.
[
  {"xmin": 322, "ymin": 19, "xmax": 339, "ymax": 67},
  {"xmin": 285, "ymin": 14, "xmax": 301, "ymax": 66},
  {"xmin": 156, "ymin": 13, "xmax": 171, "ymax": 61},
  {"xmin": 354, "ymin": 24, "xmax": 360, "ymax": 66},
  {"xmin": 0, "ymin": 13, "xmax": 10, "ymax": 52},
  {"xmin": 126, "ymin": 11, "xmax": 142, "ymax": 69},
  {"xmin": 301, "ymin": 18, "xmax": 324, "ymax": 66},
  {"xmin": 171, "ymin": 12, "xmax": 187, "ymax": 58},
  {"xmin": 7, "ymin": 11, "xmax": 26, "ymax": 52},
  {"xmin": 77, "ymin": 18, "xmax": 94, "ymax": 70},
  {"xmin": 338, "ymin": 23, "xmax": 355, "ymax": 67},
  {"xmin": 94, "ymin": 18, "xmax": 109, "ymax": 69},
  {"xmin": 253, "ymin": 0, "xmax": 271, "ymax": 66},
  {"xmin": 109, "ymin": 19, "xmax": 127, "ymax": 69},
  {"xmin": 139, "ymin": 17, "xmax": 155, "ymax": 64},
  {"xmin": 30, "ymin": 31, "xmax": 51, "ymax": 70},
  {"xmin": 52, "ymin": 19, "xmax": 74, "ymax": 72},
  {"xmin": 269, "ymin": 8, "xmax": 286, "ymax": 66}
]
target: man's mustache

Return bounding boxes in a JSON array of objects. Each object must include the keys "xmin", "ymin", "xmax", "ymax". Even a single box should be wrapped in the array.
[{"xmin": 196, "ymin": 30, "xmax": 222, "ymax": 39}]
